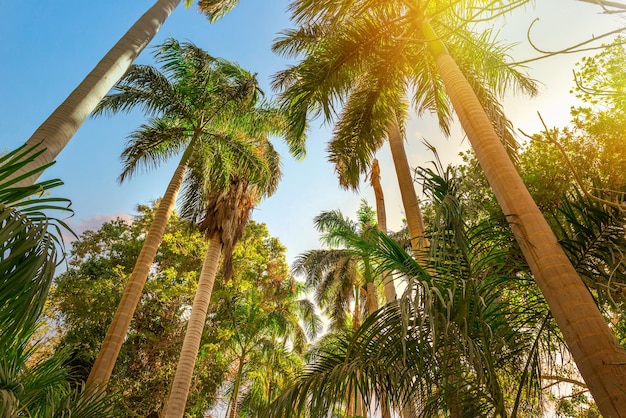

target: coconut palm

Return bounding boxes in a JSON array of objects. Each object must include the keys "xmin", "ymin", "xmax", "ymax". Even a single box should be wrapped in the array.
[
  {"xmin": 277, "ymin": 1, "xmax": 626, "ymax": 414},
  {"xmin": 87, "ymin": 39, "xmax": 280, "ymax": 387},
  {"xmin": 272, "ymin": 3, "xmax": 535, "ymax": 257},
  {"xmin": 14, "ymin": 0, "xmax": 253, "ymax": 187},
  {"xmin": 163, "ymin": 127, "xmax": 283, "ymax": 417}
]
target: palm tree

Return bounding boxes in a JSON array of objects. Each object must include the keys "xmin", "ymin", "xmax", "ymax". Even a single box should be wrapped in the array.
[
  {"xmin": 13, "ymin": 0, "xmax": 253, "ymax": 187},
  {"xmin": 369, "ymin": 158, "xmax": 398, "ymax": 305},
  {"xmin": 293, "ymin": 202, "xmax": 387, "ymax": 417},
  {"xmin": 87, "ymin": 39, "xmax": 277, "ymax": 387},
  {"xmin": 163, "ymin": 127, "xmax": 283, "ymax": 417},
  {"xmin": 272, "ymin": 4, "xmax": 535, "ymax": 256},
  {"xmin": 278, "ymin": 1, "xmax": 626, "ymax": 414},
  {"xmin": 218, "ymin": 280, "xmax": 319, "ymax": 418},
  {"xmin": 294, "ymin": 202, "xmax": 383, "ymax": 331}
]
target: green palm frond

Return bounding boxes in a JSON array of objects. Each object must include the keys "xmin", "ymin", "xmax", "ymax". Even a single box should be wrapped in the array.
[
  {"xmin": 93, "ymin": 64, "xmax": 182, "ymax": 118},
  {"xmin": 119, "ymin": 118, "xmax": 190, "ymax": 182},
  {"xmin": 273, "ymin": 0, "xmax": 537, "ymax": 189},
  {"xmin": 552, "ymin": 186, "xmax": 626, "ymax": 305},
  {"xmin": 197, "ymin": 0, "xmax": 241, "ymax": 23},
  {"xmin": 1, "ymin": 145, "xmax": 117, "ymax": 416},
  {"xmin": 272, "ymin": 158, "xmax": 557, "ymax": 417},
  {"xmin": 0, "ymin": 145, "xmax": 73, "ymax": 349}
]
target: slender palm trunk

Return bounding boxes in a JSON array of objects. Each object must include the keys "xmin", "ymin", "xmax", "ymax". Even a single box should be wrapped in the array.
[
  {"xmin": 369, "ymin": 160, "xmax": 395, "ymax": 418},
  {"xmin": 87, "ymin": 145, "xmax": 193, "ymax": 387},
  {"xmin": 164, "ymin": 233, "xmax": 222, "ymax": 418},
  {"xmin": 386, "ymin": 116, "xmax": 427, "ymax": 255},
  {"xmin": 14, "ymin": 0, "xmax": 182, "ymax": 187},
  {"xmin": 370, "ymin": 158, "xmax": 397, "ymax": 303},
  {"xmin": 229, "ymin": 355, "xmax": 247, "ymax": 418},
  {"xmin": 422, "ymin": 17, "xmax": 626, "ymax": 417}
]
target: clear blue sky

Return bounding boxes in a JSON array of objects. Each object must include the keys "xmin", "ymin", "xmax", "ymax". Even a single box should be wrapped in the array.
[{"xmin": 1, "ymin": 0, "xmax": 622, "ymax": 265}]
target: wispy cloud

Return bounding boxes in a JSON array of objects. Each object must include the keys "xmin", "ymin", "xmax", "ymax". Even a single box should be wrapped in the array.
[{"xmin": 61, "ymin": 213, "xmax": 133, "ymax": 244}]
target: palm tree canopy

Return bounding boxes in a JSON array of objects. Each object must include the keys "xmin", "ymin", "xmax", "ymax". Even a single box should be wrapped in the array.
[
  {"xmin": 269, "ymin": 163, "xmax": 559, "ymax": 418},
  {"xmin": 93, "ymin": 38, "xmax": 273, "ymax": 183},
  {"xmin": 197, "ymin": 0, "xmax": 241, "ymax": 22},
  {"xmin": 292, "ymin": 201, "xmax": 381, "ymax": 329},
  {"xmin": 272, "ymin": 0, "xmax": 536, "ymax": 188}
]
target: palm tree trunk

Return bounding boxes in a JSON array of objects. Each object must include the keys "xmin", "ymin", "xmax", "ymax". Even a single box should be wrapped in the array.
[
  {"xmin": 353, "ymin": 286, "xmax": 361, "ymax": 330},
  {"xmin": 229, "ymin": 355, "xmax": 247, "ymax": 418},
  {"xmin": 421, "ymin": 17, "xmax": 626, "ymax": 417},
  {"xmin": 386, "ymin": 115, "xmax": 427, "ymax": 255},
  {"xmin": 368, "ymin": 163, "xmax": 394, "ymax": 418},
  {"xmin": 13, "ymin": 0, "xmax": 182, "ymax": 187},
  {"xmin": 164, "ymin": 233, "xmax": 222, "ymax": 418},
  {"xmin": 370, "ymin": 158, "xmax": 397, "ymax": 303},
  {"xmin": 87, "ymin": 145, "xmax": 192, "ymax": 387}
]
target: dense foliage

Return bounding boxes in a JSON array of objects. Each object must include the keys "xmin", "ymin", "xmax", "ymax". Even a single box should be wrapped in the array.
[{"xmin": 48, "ymin": 206, "xmax": 311, "ymax": 417}]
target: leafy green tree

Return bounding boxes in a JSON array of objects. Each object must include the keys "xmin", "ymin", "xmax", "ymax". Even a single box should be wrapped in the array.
[
  {"xmin": 50, "ymin": 205, "xmax": 303, "ymax": 417},
  {"xmin": 200, "ymin": 221, "xmax": 318, "ymax": 418},
  {"xmin": 88, "ymin": 38, "xmax": 277, "ymax": 387},
  {"xmin": 49, "ymin": 204, "xmax": 216, "ymax": 417}
]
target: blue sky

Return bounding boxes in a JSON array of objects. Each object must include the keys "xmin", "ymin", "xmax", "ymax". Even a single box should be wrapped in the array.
[{"xmin": 1, "ymin": 0, "xmax": 623, "ymax": 265}]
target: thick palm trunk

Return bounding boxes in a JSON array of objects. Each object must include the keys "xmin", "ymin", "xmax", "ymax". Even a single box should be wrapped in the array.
[
  {"xmin": 370, "ymin": 158, "xmax": 397, "ymax": 303},
  {"xmin": 422, "ymin": 17, "xmax": 626, "ymax": 417},
  {"xmin": 14, "ymin": 0, "xmax": 182, "ymax": 187},
  {"xmin": 386, "ymin": 117, "xmax": 427, "ymax": 255},
  {"xmin": 87, "ymin": 146, "xmax": 192, "ymax": 387},
  {"xmin": 164, "ymin": 233, "xmax": 222, "ymax": 418}
]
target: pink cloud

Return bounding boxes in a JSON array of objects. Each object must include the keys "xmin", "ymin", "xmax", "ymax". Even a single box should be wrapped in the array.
[{"xmin": 61, "ymin": 213, "xmax": 133, "ymax": 244}]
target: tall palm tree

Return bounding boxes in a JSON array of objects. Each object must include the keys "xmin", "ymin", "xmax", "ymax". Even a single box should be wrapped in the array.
[
  {"xmin": 369, "ymin": 158, "xmax": 398, "ymax": 305},
  {"xmin": 163, "ymin": 129, "xmax": 283, "ymax": 417},
  {"xmin": 13, "ymin": 0, "xmax": 250, "ymax": 187},
  {"xmin": 278, "ymin": 1, "xmax": 626, "ymax": 415},
  {"xmin": 272, "ymin": 4, "xmax": 535, "ymax": 256},
  {"xmin": 293, "ymin": 202, "xmax": 386, "ymax": 418},
  {"xmin": 87, "ymin": 39, "xmax": 278, "ymax": 387}
]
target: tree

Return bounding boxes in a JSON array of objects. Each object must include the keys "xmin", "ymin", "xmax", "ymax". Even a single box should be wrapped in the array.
[
  {"xmin": 50, "ymin": 207, "xmax": 308, "ymax": 416},
  {"xmin": 163, "ymin": 110, "xmax": 283, "ymax": 417},
  {"xmin": 277, "ymin": 2, "xmax": 626, "ymax": 414},
  {"xmin": 13, "ymin": 0, "xmax": 252, "ymax": 187},
  {"xmin": 49, "ymin": 205, "xmax": 221, "ymax": 417},
  {"xmin": 87, "ymin": 39, "xmax": 276, "ymax": 387},
  {"xmin": 217, "ymin": 280, "xmax": 317, "ymax": 418},
  {"xmin": 0, "ymin": 145, "xmax": 113, "ymax": 417},
  {"xmin": 269, "ymin": 163, "xmax": 566, "ymax": 417},
  {"xmin": 293, "ymin": 201, "xmax": 386, "ymax": 417},
  {"xmin": 293, "ymin": 202, "xmax": 382, "ymax": 331},
  {"xmin": 272, "ymin": 1, "xmax": 535, "ymax": 256}
]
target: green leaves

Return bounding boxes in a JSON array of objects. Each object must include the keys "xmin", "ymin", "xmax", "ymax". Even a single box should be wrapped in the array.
[{"xmin": 0, "ymin": 144, "xmax": 72, "ymax": 350}]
